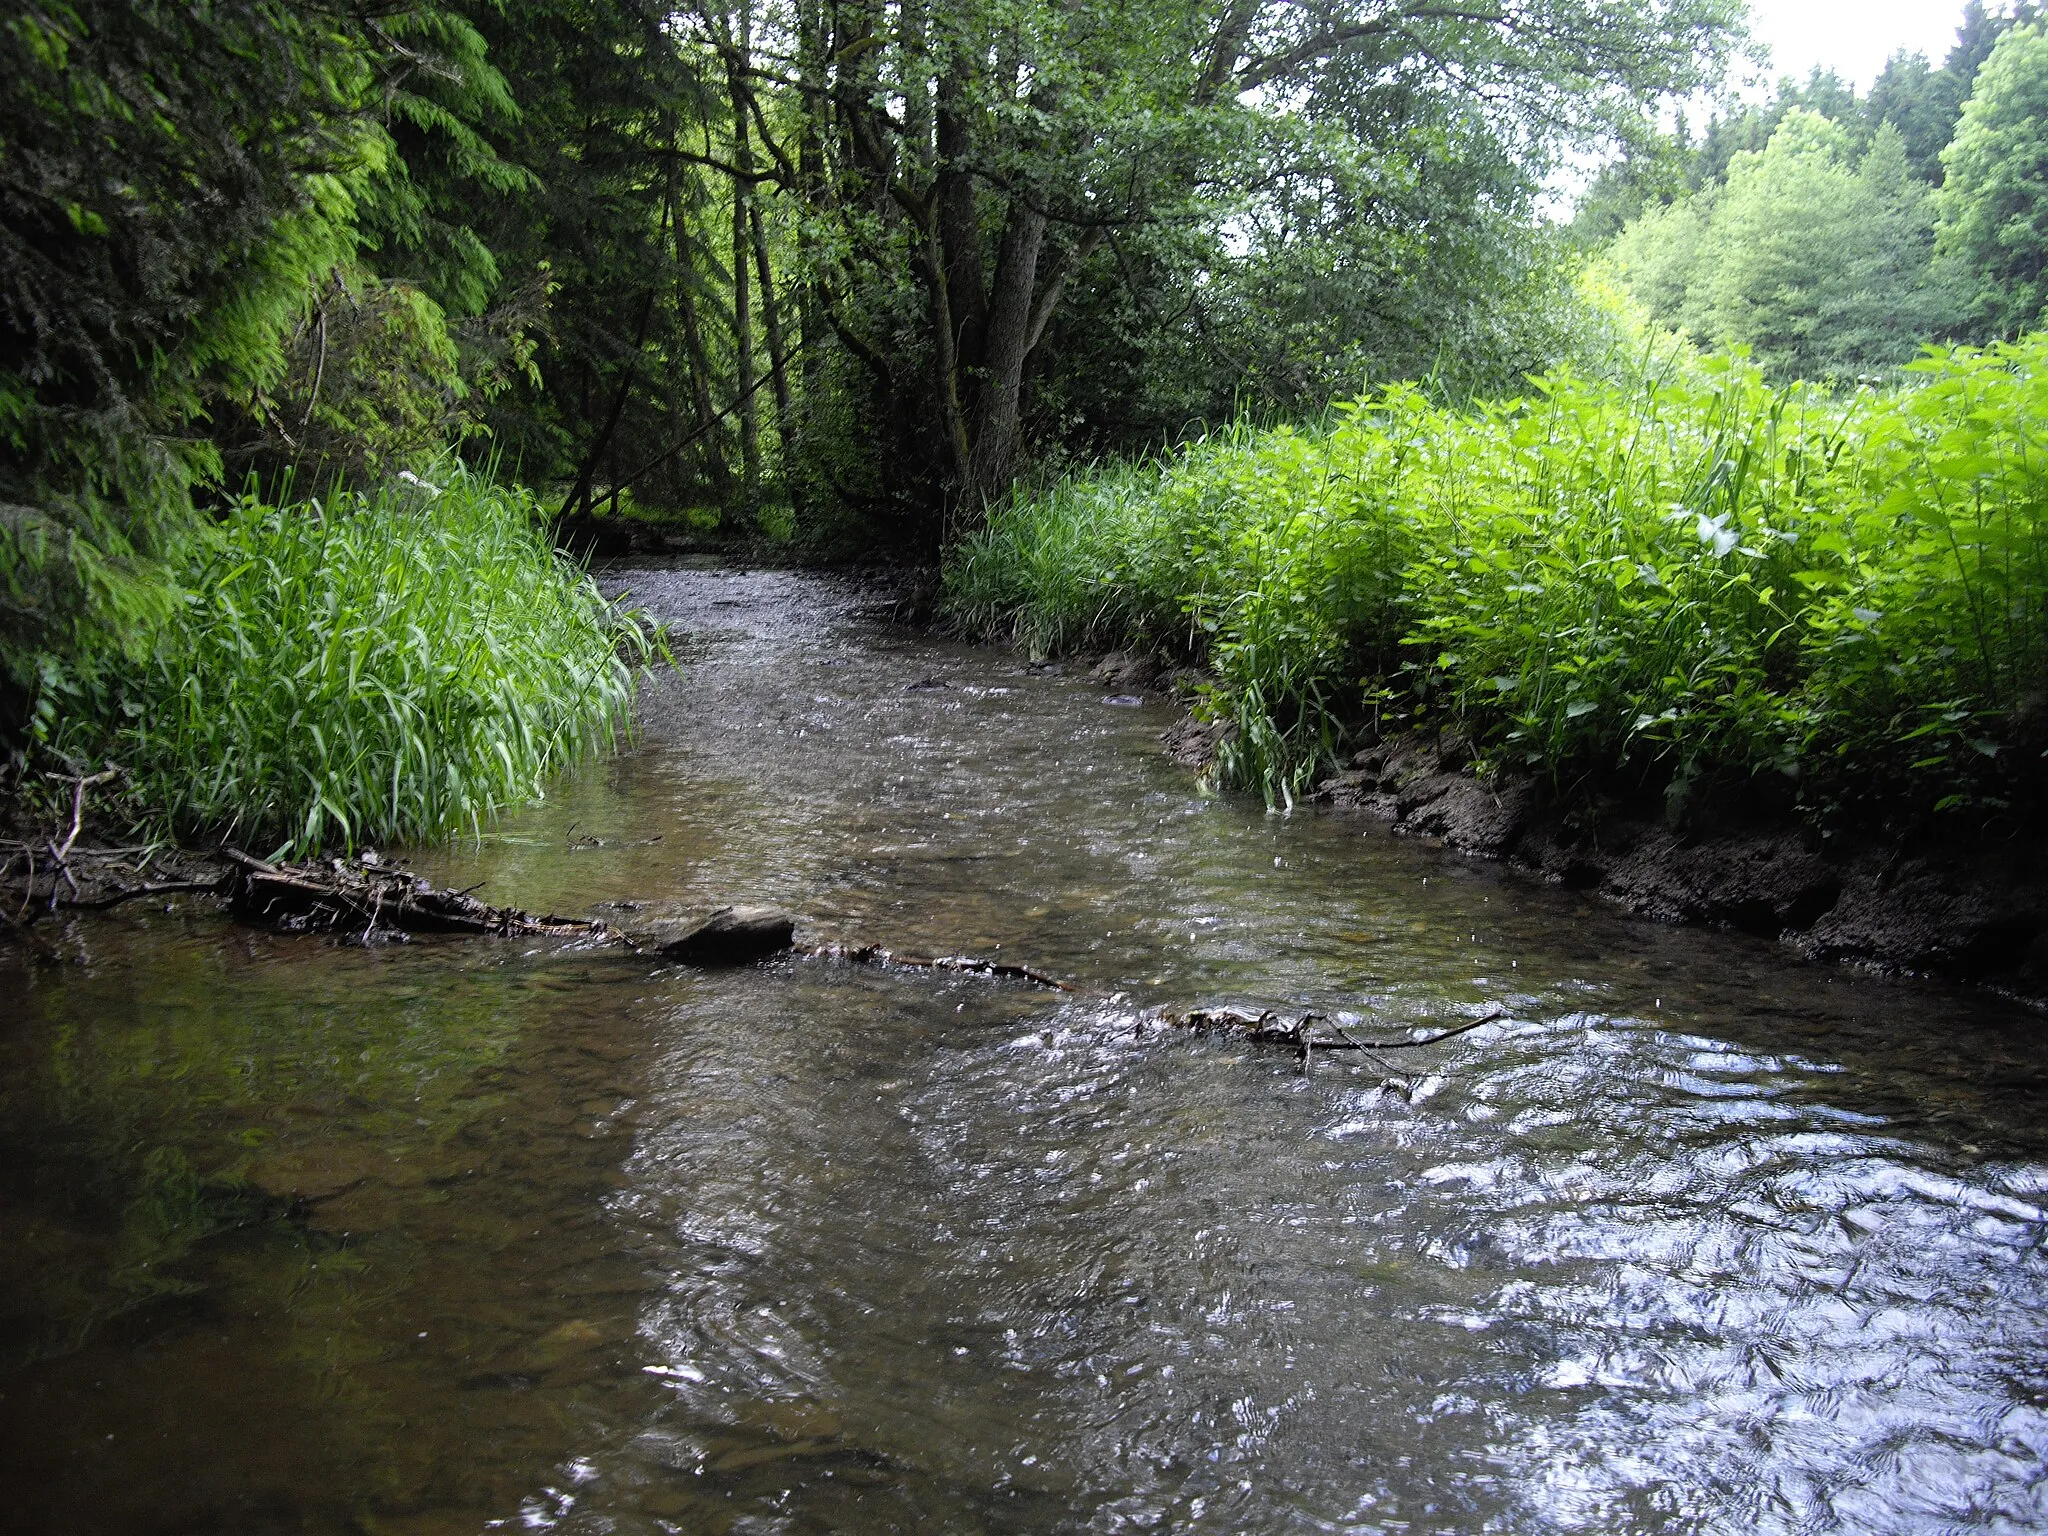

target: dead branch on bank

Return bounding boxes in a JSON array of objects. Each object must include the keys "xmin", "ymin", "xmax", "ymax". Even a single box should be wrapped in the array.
[
  {"xmin": 50, "ymin": 768, "xmax": 122, "ymax": 862},
  {"xmin": 2, "ymin": 766, "xmax": 136, "ymax": 920}
]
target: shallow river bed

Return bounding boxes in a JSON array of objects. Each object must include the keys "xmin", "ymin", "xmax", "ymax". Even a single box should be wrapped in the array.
[{"xmin": 3, "ymin": 565, "xmax": 2045, "ymax": 1535}]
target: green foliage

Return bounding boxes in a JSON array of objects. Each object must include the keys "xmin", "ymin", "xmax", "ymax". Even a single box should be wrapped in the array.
[
  {"xmin": 235, "ymin": 269, "xmax": 480, "ymax": 488},
  {"xmin": 1590, "ymin": 4, "xmax": 2048, "ymax": 369},
  {"xmin": 1939, "ymin": 23, "xmax": 2048, "ymax": 337},
  {"xmin": 743, "ymin": 0, "xmax": 1743, "ymax": 524},
  {"xmin": 351, "ymin": 5, "xmax": 533, "ymax": 320},
  {"xmin": 1690, "ymin": 68, "xmax": 1874, "ymax": 188},
  {"xmin": 453, "ymin": 0, "xmax": 740, "ymax": 521},
  {"xmin": 948, "ymin": 334, "xmax": 2048, "ymax": 826},
  {"xmin": 1802, "ymin": 337, "xmax": 2048, "ymax": 807},
  {"xmin": 1631, "ymin": 4, "xmax": 2043, "ymax": 201},
  {"xmin": 0, "ymin": 1, "xmax": 535, "ymax": 745},
  {"xmin": 1610, "ymin": 112, "xmax": 1966, "ymax": 380},
  {"xmin": 0, "ymin": 1, "xmax": 382, "ymax": 729},
  {"xmin": 1868, "ymin": 50, "xmax": 1971, "ymax": 184},
  {"xmin": 65, "ymin": 467, "xmax": 648, "ymax": 857}
]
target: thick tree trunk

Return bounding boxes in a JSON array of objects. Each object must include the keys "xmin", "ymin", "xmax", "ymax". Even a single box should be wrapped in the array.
[
  {"xmin": 936, "ymin": 65, "xmax": 988, "ymax": 381},
  {"xmin": 966, "ymin": 197, "xmax": 1048, "ymax": 505},
  {"xmin": 923, "ymin": 217, "xmax": 976, "ymax": 495}
]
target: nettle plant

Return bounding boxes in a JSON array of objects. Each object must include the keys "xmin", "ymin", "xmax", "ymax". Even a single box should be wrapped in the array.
[
  {"xmin": 1399, "ymin": 357, "xmax": 1844, "ymax": 803},
  {"xmin": 951, "ymin": 333, "xmax": 2048, "ymax": 828},
  {"xmin": 1798, "ymin": 338, "xmax": 2048, "ymax": 817}
]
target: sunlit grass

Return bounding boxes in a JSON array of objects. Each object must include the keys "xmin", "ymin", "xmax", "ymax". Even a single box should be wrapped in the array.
[{"xmin": 98, "ymin": 464, "xmax": 652, "ymax": 857}]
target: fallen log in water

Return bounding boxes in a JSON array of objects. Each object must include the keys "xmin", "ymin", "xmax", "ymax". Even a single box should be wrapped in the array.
[
  {"xmin": 219, "ymin": 848, "xmax": 612, "ymax": 941},
  {"xmin": 14, "ymin": 846, "xmax": 1507, "ymax": 1057},
  {"xmin": 219, "ymin": 851, "xmax": 802, "ymax": 961}
]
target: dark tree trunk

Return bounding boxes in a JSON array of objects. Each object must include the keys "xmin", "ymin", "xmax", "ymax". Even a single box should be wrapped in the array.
[
  {"xmin": 749, "ymin": 199, "xmax": 800, "ymax": 516},
  {"xmin": 966, "ymin": 196, "xmax": 1048, "ymax": 503},
  {"xmin": 936, "ymin": 65, "xmax": 988, "ymax": 382},
  {"xmin": 726, "ymin": 2, "xmax": 761, "ymax": 514}
]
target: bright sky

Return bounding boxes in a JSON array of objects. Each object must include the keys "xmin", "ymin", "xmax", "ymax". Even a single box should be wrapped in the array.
[{"xmin": 1741, "ymin": 0, "xmax": 1975, "ymax": 92}]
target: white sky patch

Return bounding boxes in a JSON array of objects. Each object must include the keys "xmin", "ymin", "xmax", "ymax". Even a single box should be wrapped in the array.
[{"xmin": 1742, "ymin": 0, "xmax": 1974, "ymax": 92}]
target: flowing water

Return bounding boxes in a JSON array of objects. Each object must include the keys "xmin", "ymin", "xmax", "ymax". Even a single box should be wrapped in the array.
[{"xmin": 3, "ymin": 566, "xmax": 2046, "ymax": 1536}]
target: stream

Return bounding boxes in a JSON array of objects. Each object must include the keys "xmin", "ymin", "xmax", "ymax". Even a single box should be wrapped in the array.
[{"xmin": 3, "ymin": 565, "xmax": 2046, "ymax": 1535}]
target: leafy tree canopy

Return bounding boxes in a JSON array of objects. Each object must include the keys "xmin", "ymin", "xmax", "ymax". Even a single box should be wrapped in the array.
[
  {"xmin": 1609, "ymin": 110, "xmax": 1965, "ymax": 379},
  {"xmin": 1939, "ymin": 21, "xmax": 2048, "ymax": 336},
  {"xmin": 707, "ymin": 0, "xmax": 1743, "ymax": 521}
]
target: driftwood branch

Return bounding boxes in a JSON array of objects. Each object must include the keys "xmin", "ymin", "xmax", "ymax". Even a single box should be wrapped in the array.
[
  {"xmin": 1168, "ymin": 1005, "xmax": 1506, "ymax": 1052},
  {"xmin": 45, "ymin": 768, "xmax": 122, "ymax": 863},
  {"xmin": 7, "ymin": 846, "xmax": 1511, "ymax": 1060},
  {"xmin": 800, "ymin": 941, "xmax": 1073, "ymax": 992}
]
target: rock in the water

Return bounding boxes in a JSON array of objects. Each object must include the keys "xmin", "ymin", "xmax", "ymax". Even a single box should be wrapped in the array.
[
  {"xmin": 1089, "ymin": 651, "xmax": 1165, "ymax": 691},
  {"xmin": 655, "ymin": 905, "xmax": 797, "ymax": 965}
]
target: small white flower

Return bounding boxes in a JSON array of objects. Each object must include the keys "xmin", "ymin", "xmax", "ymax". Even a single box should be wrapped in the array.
[{"xmin": 1693, "ymin": 512, "xmax": 1737, "ymax": 558}]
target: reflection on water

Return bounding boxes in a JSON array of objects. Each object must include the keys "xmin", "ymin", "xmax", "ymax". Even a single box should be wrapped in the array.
[{"xmin": 1, "ymin": 565, "xmax": 2044, "ymax": 1534}]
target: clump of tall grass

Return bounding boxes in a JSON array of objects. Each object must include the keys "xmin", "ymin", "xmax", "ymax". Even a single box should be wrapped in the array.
[
  {"xmin": 947, "ymin": 335, "xmax": 2048, "ymax": 826},
  {"xmin": 77, "ymin": 465, "xmax": 651, "ymax": 856}
]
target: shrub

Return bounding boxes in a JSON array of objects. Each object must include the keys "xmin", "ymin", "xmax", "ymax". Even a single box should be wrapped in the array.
[{"xmin": 946, "ymin": 335, "xmax": 2048, "ymax": 826}]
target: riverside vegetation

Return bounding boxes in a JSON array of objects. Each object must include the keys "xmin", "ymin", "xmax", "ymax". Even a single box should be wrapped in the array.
[
  {"xmin": 77, "ymin": 468, "xmax": 648, "ymax": 857},
  {"xmin": 6, "ymin": 0, "xmax": 2047, "ymax": 885},
  {"xmin": 946, "ymin": 331, "xmax": 2048, "ymax": 836},
  {"xmin": 1, "ymin": 0, "xmax": 1747, "ymax": 856}
]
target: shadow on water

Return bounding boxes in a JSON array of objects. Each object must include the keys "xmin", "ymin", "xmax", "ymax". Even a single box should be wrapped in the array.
[{"xmin": 1, "ymin": 564, "xmax": 2044, "ymax": 1534}]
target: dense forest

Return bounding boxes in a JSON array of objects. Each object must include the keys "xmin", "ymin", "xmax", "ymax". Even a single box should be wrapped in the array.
[{"xmin": 3, "ymin": 0, "xmax": 2045, "ymax": 853}]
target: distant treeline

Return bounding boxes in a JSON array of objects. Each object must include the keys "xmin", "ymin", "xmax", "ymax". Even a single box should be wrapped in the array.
[{"xmin": 1585, "ymin": 2, "xmax": 2048, "ymax": 379}]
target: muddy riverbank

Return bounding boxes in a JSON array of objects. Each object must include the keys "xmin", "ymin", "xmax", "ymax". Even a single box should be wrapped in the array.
[{"xmin": 1133, "ymin": 663, "xmax": 2048, "ymax": 1004}]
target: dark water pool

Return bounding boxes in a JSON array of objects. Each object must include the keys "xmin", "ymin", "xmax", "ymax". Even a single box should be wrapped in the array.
[{"xmin": 2, "ymin": 566, "xmax": 2044, "ymax": 1535}]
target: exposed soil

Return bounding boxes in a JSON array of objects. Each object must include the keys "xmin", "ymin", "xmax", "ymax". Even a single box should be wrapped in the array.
[{"xmin": 1148, "ymin": 677, "xmax": 2048, "ymax": 1004}]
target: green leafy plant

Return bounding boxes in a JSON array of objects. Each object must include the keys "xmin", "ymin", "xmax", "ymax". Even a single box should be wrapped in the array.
[
  {"xmin": 68, "ymin": 465, "xmax": 651, "ymax": 856},
  {"xmin": 948, "ymin": 334, "xmax": 2048, "ymax": 828}
]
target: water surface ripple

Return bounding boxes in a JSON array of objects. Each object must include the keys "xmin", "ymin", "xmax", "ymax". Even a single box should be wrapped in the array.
[{"xmin": 2, "ymin": 566, "xmax": 2044, "ymax": 1535}]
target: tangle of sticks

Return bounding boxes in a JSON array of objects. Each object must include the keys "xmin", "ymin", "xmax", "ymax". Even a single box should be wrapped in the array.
[{"xmin": 5, "ymin": 844, "xmax": 1512, "ymax": 1061}]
